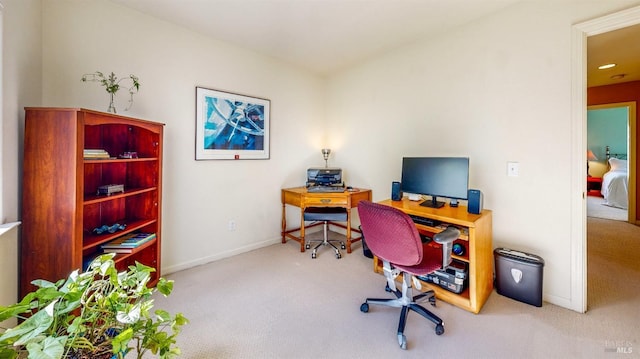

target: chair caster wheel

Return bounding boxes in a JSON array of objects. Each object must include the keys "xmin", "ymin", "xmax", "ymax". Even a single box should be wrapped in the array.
[
  {"xmin": 435, "ymin": 324, "xmax": 445, "ymax": 336},
  {"xmin": 336, "ymin": 253, "xmax": 342, "ymax": 259},
  {"xmin": 398, "ymin": 334, "xmax": 407, "ymax": 350},
  {"xmin": 311, "ymin": 252, "xmax": 317, "ymax": 259},
  {"xmin": 305, "ymin": 244, "xmax": 310, "ymax": 249},
  {"xmin": 340, "ymin": 243, "xmax": 346, "ymax": 250},
  {"xmin": 360, "ymin": 303, "xmax": 369, "ymax": 312},
  {"xmin": 429, "ymin": 296, "xmax": 436, "ymax": 307}
]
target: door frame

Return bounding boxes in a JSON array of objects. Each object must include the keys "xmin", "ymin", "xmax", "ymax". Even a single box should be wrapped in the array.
[
  {"xmin": 572, "ymin": 6, "xmax": 640, "ymax": 313},
  {"xmin": 587, "ymin": 102, "xmax": 637, "ymax": 223}
]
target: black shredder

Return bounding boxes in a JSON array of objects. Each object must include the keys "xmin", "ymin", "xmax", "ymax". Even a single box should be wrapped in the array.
[{"xmin": 494, "ymin": 248, "xmax": 545, "ymax": 307}]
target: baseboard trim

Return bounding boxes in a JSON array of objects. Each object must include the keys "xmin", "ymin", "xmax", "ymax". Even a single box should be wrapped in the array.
[{"xmin": 162, "ymin": 237, "xmax": 281, "ymax": 275}]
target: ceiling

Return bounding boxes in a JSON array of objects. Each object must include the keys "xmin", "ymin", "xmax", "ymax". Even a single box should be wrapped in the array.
[
  {"xmin": 108, "ymin": 0, "xmax": 524, "ymax": 76},
  {"xmin": 588, "ymin": 23, "xmax": 640, "ymax": 87},
  {"xmin": 109, "ymin": 0, "xmax": 639, "ymax": 85}
]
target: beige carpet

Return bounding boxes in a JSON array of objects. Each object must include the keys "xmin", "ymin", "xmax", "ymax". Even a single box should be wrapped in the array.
[
  {"xmin": 148, "ymin": 221, "xmax": 640, "ymax": 358},
  {"xmin": 587, "ymin": 195, "xmax": 627, "ymax": 221}
]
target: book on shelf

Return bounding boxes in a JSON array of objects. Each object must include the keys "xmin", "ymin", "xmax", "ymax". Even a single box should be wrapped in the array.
[
  {"xmin": 101, "ymin": 232, "xmax": 156, "ymax": 252},
  {"xmin": 83, "ymin": 148, "xmax": 111, "ymax": 159},
  {"xmin": 102, "ymin": 247, "xmax": 136, "ymax": 254}
]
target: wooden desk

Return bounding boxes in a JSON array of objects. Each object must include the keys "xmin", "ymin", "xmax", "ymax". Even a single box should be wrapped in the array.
[
  {"xmin": 281, "ymin": 187, "xmax": 372, "ymax": 253},
  {"xmin": 375, "ymin": 198, "xmax": 493, "ymax": 314}
]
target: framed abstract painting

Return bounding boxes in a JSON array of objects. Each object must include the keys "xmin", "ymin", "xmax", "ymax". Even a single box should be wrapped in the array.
[{"xmin": 195, "ymin": 87, "xmax": 270, "ymax": 160}]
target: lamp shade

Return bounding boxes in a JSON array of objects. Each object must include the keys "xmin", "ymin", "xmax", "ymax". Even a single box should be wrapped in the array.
[{"xmin": 587, "ymin": 150, "xmax": 598, "ymax": 161}]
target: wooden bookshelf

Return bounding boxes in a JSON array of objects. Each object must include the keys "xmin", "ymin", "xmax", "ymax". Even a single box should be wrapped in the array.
[{"xmin": 20, "ymin": 108, "xmax": 164, "ymax": 298}]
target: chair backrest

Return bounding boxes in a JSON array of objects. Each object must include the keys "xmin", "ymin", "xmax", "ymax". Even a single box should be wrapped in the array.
[{"xmin": 357, "ymin": 201, "xmax": 423, "ymax": 266}]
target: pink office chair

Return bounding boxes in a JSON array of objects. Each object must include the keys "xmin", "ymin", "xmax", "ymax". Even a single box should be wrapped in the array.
[{"xmin": 357, "ymin": 200, "xmax": 460, "ymax": 350}]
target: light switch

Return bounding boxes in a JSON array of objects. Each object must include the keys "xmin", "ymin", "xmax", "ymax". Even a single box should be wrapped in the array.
[{"xmin": 507, "ymin": 162, "xmax": 519, "ymax": 177}]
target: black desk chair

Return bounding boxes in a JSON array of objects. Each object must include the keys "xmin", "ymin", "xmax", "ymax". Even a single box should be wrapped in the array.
[
  {"xmin": 303, "ymin": 207, "xmax": 347, "ymax": 259},
  {"xmin": 357, "ymin": 200, "xmax": 459, "ymax": 350}
]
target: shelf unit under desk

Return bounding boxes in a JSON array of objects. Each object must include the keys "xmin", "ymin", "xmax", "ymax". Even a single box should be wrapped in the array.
[{"xmin": 374, "ymin": 198, "xmax": 493, "ymax": 314}]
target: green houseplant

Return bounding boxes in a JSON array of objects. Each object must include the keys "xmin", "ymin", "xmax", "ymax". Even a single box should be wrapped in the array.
[
  {"xmin": 81, "ymin": 71, "xmax": 140, "ymax": 113},
  {"xmin": 0, "ymin": 254, "xmax": 188, "ymax": 359}
]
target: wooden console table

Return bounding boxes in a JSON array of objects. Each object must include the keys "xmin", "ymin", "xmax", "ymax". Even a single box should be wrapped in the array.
[
  {"xmin": 281, "ymin": 187, "xmax": 372, "ymax": 253},
  {"xmin": 375, "ymin": 198, "xmax": 493, "ymax": 314}
]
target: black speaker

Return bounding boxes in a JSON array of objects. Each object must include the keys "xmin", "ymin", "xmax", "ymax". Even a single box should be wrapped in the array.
[
  {"xmin": 467, "ymin": 189, "xmax": 483, "ymax": 214},
  {"xmin": 391, "ymin": 181, "xmax": 402, "ymax": 201}
]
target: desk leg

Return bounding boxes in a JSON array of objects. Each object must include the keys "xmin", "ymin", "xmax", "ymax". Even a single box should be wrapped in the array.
[
  {"xmin": 346, "ymin": 208, "xmax": 352, "ymax": 253},
  {"xmin": 299, "ymin": 208, "xmax": 306, "ymax": 252},
  {"xmin": 281, "ymin": 203, "xmax": 287, "ymax": 244}
]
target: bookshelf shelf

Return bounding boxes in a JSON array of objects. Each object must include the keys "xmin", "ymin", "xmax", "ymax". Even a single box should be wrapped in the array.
[
  {"xmin": 83, "ymin": 187, "xmax": 158, "ymax": 204},
  {"xmin": 110, "ymin": 237, "xmax": 157, "ymax": 265},
  {"xmin": 82, "ymin": 218, "xmax": 158, "ymax": 250},
  {"xmin": 84, "ymin": 157, "xmax": 159, "ymax": 164}
]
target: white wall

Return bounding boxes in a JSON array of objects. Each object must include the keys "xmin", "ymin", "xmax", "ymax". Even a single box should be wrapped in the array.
[
  {"xmin": 40, "ymin": 0, "xmax": 326, "ymax": 273},
  {"xmin": 0, "ymin": 1, "xmax": 3, "ymax": 223},
  {"xmin": 1, "ymin": 0, "xmax": 42, "ymax": 308},
  {"xmin": 0, "ymin": 225, "xmax": 18, "ymax": 328},
  {"xmin": 2, "ymin": 0, "xmax": 41, "ymax": 223},
  {"xmin": 325, "ymin": 1, "xmax": 639, "ymax": 310}
]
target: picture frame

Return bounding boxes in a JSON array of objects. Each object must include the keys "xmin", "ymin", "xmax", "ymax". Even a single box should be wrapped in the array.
[{"xmin": 195, "ymin": 87, "xmax": 270, "ymax": 160}]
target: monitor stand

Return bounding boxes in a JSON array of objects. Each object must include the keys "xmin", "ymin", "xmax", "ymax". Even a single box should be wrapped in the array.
[{"xmin": 420, "ymin": 196, "xmax": 445, "ymax": 208}]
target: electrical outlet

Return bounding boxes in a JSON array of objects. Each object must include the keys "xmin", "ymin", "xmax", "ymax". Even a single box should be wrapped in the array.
[
  {"xmin": 507, "ymin": 162, "xmax": 519, "ymax": 177},
  {"xmin": 228, "ymin": 220, "xmax": 236, "ymax": 231}
]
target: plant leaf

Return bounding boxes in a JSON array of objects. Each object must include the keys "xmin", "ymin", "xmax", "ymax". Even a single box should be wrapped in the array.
[
  {"xmin": 0, "ymin": 347, "xmax": 19, "ymax": 359},
  {"xmin": 156, "ymin": 278, "xmax": 173, "ymax": 297},
  {"xmin": 116, "ymin": 304, "xmax": 140, "ymax": 324},
  {"xmin": 25, "ymin": 335, "xmax": 67, "ymax": 359},
  {"xmin": 0, "ymin": 300, "xmax": 57, "ymax": 345},
  {"xmin": 0, "ymin": 300, "xmax": 31, "ymax": 322},
  {"xmin": 29, "ymin": 279, "xmax": 56, "ymax": 289},
  {"xmin": 111, "ymin": 327, "xmax": 133, "ymax": 355}
]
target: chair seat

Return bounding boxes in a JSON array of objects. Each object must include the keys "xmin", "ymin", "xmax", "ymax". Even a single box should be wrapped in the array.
[
  {"xmin": 391, "ymin": 243, "xmax": 442, "ymax": 276},
  {"xmin": 303, "ymin": 207, "xmax": 347, "ymax": 259},
  {"xmin": 303, "ymin": 207, "xmax": 348, "ymax": 222}
]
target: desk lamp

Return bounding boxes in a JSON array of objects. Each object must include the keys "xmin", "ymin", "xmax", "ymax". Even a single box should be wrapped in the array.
[
  {"xmin": 587, "ymin": 149, "xmax": 597, "ymax": 176},
  {"xmin": 322, "ymin": 148, "xmax": 331, "ymax": 168}
]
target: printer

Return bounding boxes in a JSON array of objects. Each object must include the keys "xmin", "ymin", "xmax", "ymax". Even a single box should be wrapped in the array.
[{"xmin": 306, "ymin": 168, "xmax": 344, "ymax": 190}]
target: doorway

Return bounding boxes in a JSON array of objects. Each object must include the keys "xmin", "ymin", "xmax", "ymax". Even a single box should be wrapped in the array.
[
  {"xmin": 572, "ymin": 5, "xmax": 640, "ymax": 313},
  {"xmin": 586, "ymin": 102, "xmax": 635, "ymax": 222}
]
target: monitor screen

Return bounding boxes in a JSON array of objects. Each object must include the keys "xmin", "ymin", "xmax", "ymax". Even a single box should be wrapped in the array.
[{"xmin": 401, "ymin": 157, "xmax": 469, "ymax": 208}]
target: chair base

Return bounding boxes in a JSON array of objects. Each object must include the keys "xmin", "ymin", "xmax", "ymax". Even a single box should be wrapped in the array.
[
  {"xmin": 304, "ymin": 221, "xmax": 346, "ymax": 259},
  {"xmin": 360, "ymin": 272, "xmax": 444, "ymax": 349}
]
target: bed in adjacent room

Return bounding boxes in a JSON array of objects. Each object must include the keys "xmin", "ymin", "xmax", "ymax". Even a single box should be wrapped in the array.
[{"xmin": 601, "ymin": 157, "xmax": 629, "ymax": 209}]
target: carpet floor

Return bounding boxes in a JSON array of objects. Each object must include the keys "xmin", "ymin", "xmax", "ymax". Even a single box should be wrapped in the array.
[
  {"xmin": 147, "ymin": 219, "xmax": 640, "ymax": 358},
  {"xmin": 587, "ymin": 196, "xmax": 627, "ymax": 221}
]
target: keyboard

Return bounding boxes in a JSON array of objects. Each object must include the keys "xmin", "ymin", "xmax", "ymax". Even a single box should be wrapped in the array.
[
  {"xmin": 307, "ymin": 186, "xmax": 345, "ymax": 193},
  {"xmin": 408, "ymin": 214, "xmax": 440, "ymax": 227}
]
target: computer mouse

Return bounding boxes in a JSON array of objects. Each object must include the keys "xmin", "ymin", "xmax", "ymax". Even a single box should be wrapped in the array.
[{"xmin": 346, "ymin": 186, "xmax": 353, "ymax": 190}]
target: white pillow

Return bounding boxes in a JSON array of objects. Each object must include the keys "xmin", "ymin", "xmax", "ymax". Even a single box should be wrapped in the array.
[{"xmin": 609, "ymin": 158, "xmax": 628, "ymax": 172}]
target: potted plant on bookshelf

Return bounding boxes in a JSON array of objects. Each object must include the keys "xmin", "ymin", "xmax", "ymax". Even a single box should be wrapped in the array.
[
  {"xmin": 81, "ymin": 71, "xmax": 140, "ymax": 113},
  {"xmin": 0, "ymin": 254, "xmax": 188, "ymax": 359}
]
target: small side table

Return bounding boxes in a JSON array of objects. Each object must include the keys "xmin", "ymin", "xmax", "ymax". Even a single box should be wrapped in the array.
[{"xmin": 587, "ymin": 176, "xmax": 602, "ymax": 197}]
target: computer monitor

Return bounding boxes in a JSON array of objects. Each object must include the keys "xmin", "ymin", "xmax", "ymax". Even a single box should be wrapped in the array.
[{"xmin": 401, "ymin": 157, "xmax": 469, "ymax": 208}]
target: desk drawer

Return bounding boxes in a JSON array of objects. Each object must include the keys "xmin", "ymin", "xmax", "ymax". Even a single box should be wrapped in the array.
[
  {"xmin": 282, "ymin": 190, "xmax": 302, "ymax": 207},
  {"xmin": 304, "ymin": 196, "xmax": 348, "ymax": 207}
]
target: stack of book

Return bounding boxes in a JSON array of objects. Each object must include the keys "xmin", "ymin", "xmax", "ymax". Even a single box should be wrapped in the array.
[
  {"xmin": 84, "ymin": 149, "xmax": 111, "ymax": 159},
  {"xmin": 101, "ymin": 232, "xmax": 156, "ymax": 253}
]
